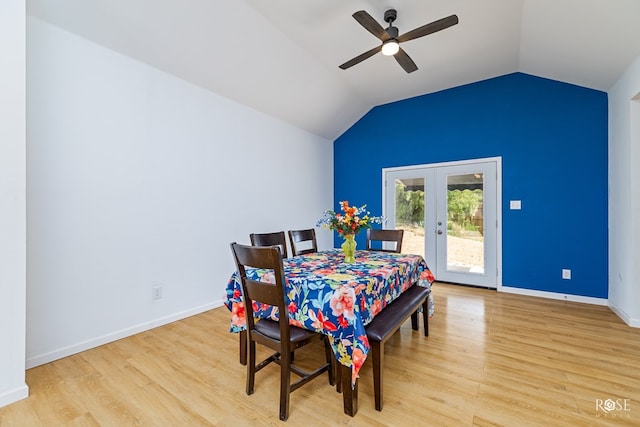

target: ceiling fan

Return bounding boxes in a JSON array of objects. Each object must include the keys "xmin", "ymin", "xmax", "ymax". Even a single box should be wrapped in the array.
[{"xmin": 339, "ymin": 9, "xmax": 459, "ymax": 73}]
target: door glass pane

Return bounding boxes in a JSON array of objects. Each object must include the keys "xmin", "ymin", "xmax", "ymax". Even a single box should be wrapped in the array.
[
  {"xmin": 394, "ymin": 178, "xmax": 425, "ymax": 257},
  {"xmin": 446, "ymin": 173, "xmax": 484, "ymax": 273}
]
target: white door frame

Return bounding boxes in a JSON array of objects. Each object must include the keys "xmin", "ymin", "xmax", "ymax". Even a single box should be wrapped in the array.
[{"xmin": 382, "ymin": 157, "xmax": 502, "ymax": 289}]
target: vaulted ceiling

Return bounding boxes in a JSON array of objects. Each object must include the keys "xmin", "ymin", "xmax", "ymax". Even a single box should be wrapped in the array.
[{"xmin": 27, "ymin": 0, "xmax": 640, "ymax": 140}]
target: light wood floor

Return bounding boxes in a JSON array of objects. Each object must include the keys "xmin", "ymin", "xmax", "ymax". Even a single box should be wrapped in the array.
[{"xmin": 2, "ymin": 283, "xmax": 640, "ymax": 426}]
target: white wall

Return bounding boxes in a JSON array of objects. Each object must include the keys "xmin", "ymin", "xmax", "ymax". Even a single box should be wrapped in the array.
[
  {"xmin": 608, "ymin": 54, "xmax": 640, "ymax": 326},
  {"xmin": 26, "ymin": 17, "xmax": 333, "ymax": 367},
  {"xmin": 0, "ymin": 0, "xmax": 29, "ymax": 408}
]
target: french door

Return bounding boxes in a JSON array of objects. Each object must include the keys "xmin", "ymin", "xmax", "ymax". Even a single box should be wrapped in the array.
[{"xmin": 383, "ymin": 158, "xmax": 500, "ymax": 288}]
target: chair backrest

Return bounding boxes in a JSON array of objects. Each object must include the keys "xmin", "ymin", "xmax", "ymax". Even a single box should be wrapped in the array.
[
  {"xmin": 230, "ymin": 242, "xmax": 290, "ymax": 341},
  {"xmin": 249, "ymin": 231, "xmax": 288, "ymax": 258},
  {"xmin": 366, "ymin": 228, "xmax": 404, "ymax": 253},
  {"xmin": 288, "ymin": 229, "xmax": 318, "ymax": 256}
]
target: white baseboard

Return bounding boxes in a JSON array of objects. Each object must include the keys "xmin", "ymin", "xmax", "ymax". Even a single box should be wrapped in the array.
[
  {"xmin": 26, "ymin": 300, "xmax": 224, "ymax": 369},
  {"xmin": 499, "ymin": 287, "xmax": 640, "ymax": 327},
  {"xmin": 499, "ymin": 285, "xmax": 608, "ymax": 306},
  {"xmin": 0, "ymin": 383, "xmax": 29, "ymax": 408},
  {"xmin": 608, "ymin": 301, "xmax": 640, "ymax": 327}
]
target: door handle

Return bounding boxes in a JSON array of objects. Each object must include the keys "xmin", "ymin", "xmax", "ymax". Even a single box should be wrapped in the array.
[{"xmin": 437, "ymin": 230, "xmax": 443, "ymax": 235}]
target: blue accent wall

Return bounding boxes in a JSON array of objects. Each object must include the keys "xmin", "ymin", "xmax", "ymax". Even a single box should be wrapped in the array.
[{"xmin": 333, "ymin": 72, "xmax": 608, "ymax": 298}]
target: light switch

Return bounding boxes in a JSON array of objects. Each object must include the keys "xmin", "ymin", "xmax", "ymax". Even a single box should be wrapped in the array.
[{"xmin": 510, "ymin": 200, "xmax": 521, "ymax": 210}]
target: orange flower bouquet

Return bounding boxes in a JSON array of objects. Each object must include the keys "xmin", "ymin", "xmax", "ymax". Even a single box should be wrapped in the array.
[{"xmin": 317, "ymin": 201, "xmax": 384, "ymax": 262}]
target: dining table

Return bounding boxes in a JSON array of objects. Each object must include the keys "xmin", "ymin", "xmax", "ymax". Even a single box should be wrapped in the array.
[{"xmin": 224, "ymin": 248, "xmax": 435, "ymax": 416}]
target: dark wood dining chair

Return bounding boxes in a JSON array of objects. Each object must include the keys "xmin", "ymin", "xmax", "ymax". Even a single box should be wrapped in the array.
[
  {"xmin": 249, "ymin": 232, "xmax": 298, "ymax": 365},
  {"xmin": 250, "ymin": 231, "xmax": 288, "ymax": 258},
  {"xmin": 366, "ymin": 229, "xmax": 404, "ymax": 253},
  {"xmin": 230, "ymin": 242, "xmax": 335, "ymax": 421},
  {"xmin": 242, "ymin": 231, "xmax": 289, "ymax": 366},
  {"xmin": 288, "ymin": 229, "xmax": 318, "ymax": 256}
]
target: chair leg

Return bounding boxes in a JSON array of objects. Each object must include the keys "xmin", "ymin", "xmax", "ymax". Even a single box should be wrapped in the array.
[
  {"xmin": 371, "ymin": 340, "xmax": 384, "ymax": 411},
  {"xmin": 323, "ymin": 336, "xmax": 335, "ymax": 386},
  {"xmin": 239, "ymin": 330, "xmax": 247, "ymax": 365},
  {"xmin": 279, "ymin": 350, "xmax": 291, "ymax": 421},
  {"xmin": 246, "ymin": 339, "xmax": 256, "ymax": 395}
]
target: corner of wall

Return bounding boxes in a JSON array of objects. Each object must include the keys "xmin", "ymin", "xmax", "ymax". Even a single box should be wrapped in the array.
[
  {"xmin": 608, "ymin": 300, "xmax": 640, "ymax": 328},
  {"xmin": 0, "ymin": 385, "xmax": 29, "ymax": 408},
  {"xmin": 0, "ymin": 0, "xmax": 28, "ymax": 409}
]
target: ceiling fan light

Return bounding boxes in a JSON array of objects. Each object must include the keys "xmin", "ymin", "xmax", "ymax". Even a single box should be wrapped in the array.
[{"xmin": 381, "ymin": 40, "xmax": 399, "ymax": 56}]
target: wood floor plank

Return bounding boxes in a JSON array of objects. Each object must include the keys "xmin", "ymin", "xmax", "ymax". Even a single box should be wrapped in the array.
[{"xmin": 3, "ymin": 282, "xmax": 640, "ymax": 426}]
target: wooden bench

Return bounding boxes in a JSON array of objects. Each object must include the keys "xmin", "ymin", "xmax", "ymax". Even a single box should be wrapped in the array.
[{"xmin": 365, "ymin": 284, "xmax": 431, "ymax": 411}]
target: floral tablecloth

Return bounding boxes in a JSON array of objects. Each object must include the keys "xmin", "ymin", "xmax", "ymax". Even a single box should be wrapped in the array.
[{"xmin": 224, "ymin": 249, "xmax": 435, "ymax": 385}]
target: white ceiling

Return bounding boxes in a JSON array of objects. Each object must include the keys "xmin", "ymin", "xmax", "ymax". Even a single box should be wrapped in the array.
[{"xmin": 27, "ymin": 0, "xmax": 640, "ymax": 140}]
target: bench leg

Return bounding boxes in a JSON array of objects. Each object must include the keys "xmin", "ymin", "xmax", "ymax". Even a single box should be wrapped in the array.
[
  {"xmin": 411, "ymin": 310, "xmax": 419, "ymax": 330},
  {"xmin": 371, "ymin": 340, "xmax": 384, "ymax": 411},
  {"xmin": 422, "ymin": 299, "xmax": 429, "ymax": 337}
]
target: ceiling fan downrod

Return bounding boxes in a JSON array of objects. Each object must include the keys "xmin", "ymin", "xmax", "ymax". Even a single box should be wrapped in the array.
[{"xmin": 384, "ymin": 9, "xmax": 399, "ymax": 39}]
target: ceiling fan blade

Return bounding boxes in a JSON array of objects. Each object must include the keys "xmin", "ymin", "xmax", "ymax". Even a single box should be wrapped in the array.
[
  {"xmin": 352, "ymin": 10, "xmax": 390, "ymax": 41},
  {"xmin": 394, "ymin": 48, "xmax": 418, "ymax": 73},
  {"xmin": 339, "ymin": 45, "xmax": 383, "ymax": 70},
  {"xmin": 397, "ymin": 15, "xmax": 459, "ymax": 43}
]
